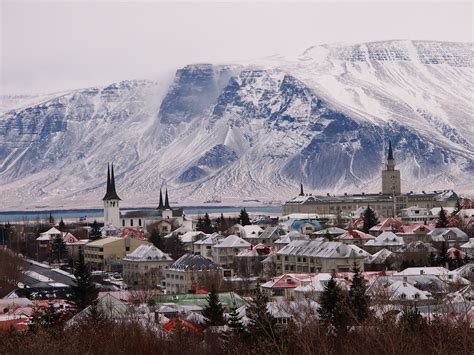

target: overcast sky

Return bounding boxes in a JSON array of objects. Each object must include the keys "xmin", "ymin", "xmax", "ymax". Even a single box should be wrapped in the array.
[{"xmin": 1, "ymin": 1, "xmax": 472, "ymax": 94}]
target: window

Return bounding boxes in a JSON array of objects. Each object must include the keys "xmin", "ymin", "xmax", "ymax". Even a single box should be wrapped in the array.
[
  {"xmin": 126, "ymin": 247, "xmax": 130, "ymax": 251},
  {"xmin": 122, "ymin": 219, "xmax": 125, "ymax": 227},
  {"xmin": 139, "ymin": 219, "xmax": 142, "ymax": 226},
  {"xmin": 130, "ymin": 219, "xmax": 134, "ymax": 227},
  {"xmin": 303, "ymin": 258, "xmax": 306, "ymax": 262},
  {"xmin": 400, "ymin": 293, "xmax": 406, "ymax": 299}
]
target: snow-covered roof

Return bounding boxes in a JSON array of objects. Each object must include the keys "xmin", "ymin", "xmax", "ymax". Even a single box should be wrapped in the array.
[
  {"xmin": 461, "ymin": 238, "xmax": 474, "ymax": 250},
  {"xmin": 314, "ymin": 227, "xmax": 347, "ymax": 235},
  {"xmin": 277, "ymin": 240, "xmax": 363, "ymax": 259},
  {"xmin": 179, "ymin": 231, "xmax": 205, "ymax": 244},
  {"xmin": 394, "ymin": 267, "xmax": 451, "ymax": 276},
  {"xmin": 364, "ymin": 231, "xmax": 404, "ymax": 247},
  {"xmin": 347, "ymin": 244, "xmax": 372, "ymax": 259},
  {"xmin": 242, "ymin": 225, "xmax": 263, "ymax": 238},
  {"xmin": 368, "ymin": 248, "xmax": 394, "ymax": 264},
  {"xmin": 274, "ymin": 231, "xmax": 308, "ymax": 244},
  {"xmin": 400, "ymin": 241, "xmax": 437, "ymax": 254},
  {"xmin": 387, "ymin": 281, "xmax": 432, "ymax": 301},
  {"xmin": 168, "ymin": 253, "xmax": 220, "ymax": 271},
  {"xmin": 123, "ymin": 244, "xmax": 173, "ymax": 262},
  {"xmin": 428, "ymin": 228, "xmax": 469, "ymax": 242},
  {"xmin": 213, "ymin": 235, "xmax": 251, "ymax": 249},
  {"xmin": 193, "ymin": 233, "xmax": 224, "ymax": 245}
]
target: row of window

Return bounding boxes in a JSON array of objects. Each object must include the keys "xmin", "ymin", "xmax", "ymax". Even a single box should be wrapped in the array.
[{"xmin": 122, "ymin": 219, "xmax": 142, "ymax": 227}]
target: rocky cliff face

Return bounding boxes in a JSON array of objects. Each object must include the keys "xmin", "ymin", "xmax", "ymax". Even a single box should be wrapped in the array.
[{"xmin": 0, "ymin": 40, "xmax": 472, "ymax": 209}]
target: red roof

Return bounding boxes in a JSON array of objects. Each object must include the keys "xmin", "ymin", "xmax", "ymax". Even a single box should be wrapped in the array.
[
  {"xmin": 119, "ymin": 227, "xmax": 146, "ymax": 240},
  {"xmin": 0, "ymin": 317, "xmax": 29, "ymax": 331},
  {"xmin": 163, "ymin": 317, "xmax": 202, "ymax": 333},
  {"xmin": 338, "ymin": 229, "xmax": 374, "ymax": 240}
]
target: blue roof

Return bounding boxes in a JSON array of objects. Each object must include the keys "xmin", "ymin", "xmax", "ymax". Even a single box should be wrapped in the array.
[{"xmin": 290, "ymin": 219, "xmax": 322, "ymax": 232}]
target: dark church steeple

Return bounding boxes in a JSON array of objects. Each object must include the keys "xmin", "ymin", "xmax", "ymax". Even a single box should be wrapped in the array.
[
  {"xmin": 102, "ymin": 163, "xmax": 121, "ymax": 201},
  {"xmin": 299, "ymin": 183, "xmax": 304, "ymax": 196},
  {"xmin": 387, "ymin": 140, "xmax": 394, "ymax": 161},
  {"xmin": 158, "ymin": 189, "xmax": 164, "ymax": 210},
  {"xmin": 164, "ymin": 189, "xmax": 171, "ymax": 209}
]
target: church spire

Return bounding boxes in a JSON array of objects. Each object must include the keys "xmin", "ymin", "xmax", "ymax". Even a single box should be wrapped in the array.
[
  {"xmin": 158, "ymin": 189, "xmax": 164, "ymax": 210},
  {"xmin": 102, "ymin": 163, "xmax": 121, "ymax": 201},
  {"xmin": 388, "ymin": 140, "xmax": 394, "ymax": 161},
  {"xmin": 164, "ymin": 188, "xmax": 171, "ymax": 209},
  {"xmin": 299, "ymin": 182, "xmax": 304, "ymax": 196}
]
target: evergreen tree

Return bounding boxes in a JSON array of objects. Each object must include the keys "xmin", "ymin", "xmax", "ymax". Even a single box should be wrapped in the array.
[
  {"xmin": 437, "ymin": 242, "xmax": 448, "ymax": 267},
  {"xmin": 164, "ymin": 235, "xmax": 186, "ymax": 260},
  {"xmin": 227, "ymin": 302, "xmax": 245, "ymax": 333},
  {"xmin": 219, "ymin": 213, "xmax": 227, "ymax": 232},
  {"xmin": 452, "ymin": 199, "xmax": 462, "ymax": 216},
  {"xmin": 71, "ymin": 252, "xmax": 98, "ymax": 311},
  {"xmin": 51, "ymin": 234, "xmax": 68, "ymax": 264},
  {"xmin": 58, "ymin": 218, "xmax": 66, "ymax": 231},
  {"xmin": 436, "ymin": 207, "xmax": 449, "ymax": 228},
  {"xmin": 318, "ymin": 274, "xmax": 350, "ymax": 333},
  {"xmin": 90, "ymin": 220, "xmax": 102, "ymax": 241},
  {"xmin": 246, "ymin": 285, "xmax": 277, "ymax": 340},
  {"xmin": 239, "ymin": 209, "xmax": 251, "ymax": 226},
  {"xmin": 362, "ymin": 206, "xmax": 378, "ymax": 233},
  {"xmin": 202, "ymin": 213, "xmax": 213, "ymax": 234},
  {"xmin": 202, "ymin": 286, "xmax": 225, "ymax": 326},
  {"xmin": 348, "ymin": 264, "xmax": 370, "ymax": 324},
  {"xmin": 29, "ymin": 303, "xmax": 62, "ymax": 332},
  {"xmin": 149, "ymin": 228, "xmax": 165, "ymax": 250},
  {"xmin": 399, "ymin": 306, "xmax": 425, "ymax": 331},
  {"xmin": 196, "ymin": 216, "xmax": 204, "ymax": 232}
]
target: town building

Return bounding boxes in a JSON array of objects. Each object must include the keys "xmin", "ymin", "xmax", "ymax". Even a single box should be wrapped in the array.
[
  {"xmin": 122, "ymin": 244, "xmax": 173, "ymax": 288},
  {"xmin": 165, "ymin": 254, "xmax": 223, "ymax": 294},
  {"xmin": 211, "ymin": 235, "xmax": 252, "ymax": 269},
  {"xmin": 274, "ymin": 239, "xmax": 365, "ymax": 274},
  {"xmin": 428, "ymin": 227, "xmax": 469, "ymax": 248},
  {"xmin": 193, "ymin": 233, "xmax": 224, "ymax": 260},
  {"xmin": 283, "ymin": 141, "xmax": 459, "ymax": 217},
  {"xmin": 363, "ymin": 231, "xmax": 405, "ymax": 253},
  {"xmin": 400, "ymin": 206, "xmax": 436, "ymax": 224},
  {"xmin": 84, "ymin": 236, "xmax": 149, "ymax": 272},
  {"xmin": 336, "ymin": 229, "xmax": 375, "ymax": 246}
]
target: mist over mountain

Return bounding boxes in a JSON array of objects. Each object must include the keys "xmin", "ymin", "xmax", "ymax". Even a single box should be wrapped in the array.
[{"xmin": 0, "ymin": 40, "xmax": 472, "ymax": 210}]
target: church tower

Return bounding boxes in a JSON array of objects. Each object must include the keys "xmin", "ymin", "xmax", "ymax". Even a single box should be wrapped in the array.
[
  {"xmin": 382, "ymin": 140, "xmax": 401, "ymax": 195},
  {"xmin": 103, "ymin": 163, "xmax": 121, "ymax": 227}
]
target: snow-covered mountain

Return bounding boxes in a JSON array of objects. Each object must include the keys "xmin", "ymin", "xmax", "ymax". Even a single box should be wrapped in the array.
[{"xmin": 0, "ymin": 40, "xmax": 473, "ymax": 210}]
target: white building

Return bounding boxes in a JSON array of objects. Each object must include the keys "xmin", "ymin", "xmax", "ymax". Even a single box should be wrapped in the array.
[
  {"xmin": 122, "ymin": 244, "xmax": 173, "ymax": 288},
  {"xmin": 400, "ymin": 206, "xmax": 435, "ymax": 224},
  {"xmin": 211, "ymin": 235, "xmax": 252, "ymax": 269}
]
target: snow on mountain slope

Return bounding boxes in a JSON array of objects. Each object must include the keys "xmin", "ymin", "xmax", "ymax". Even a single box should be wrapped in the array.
[{"xmin": 0, "ymin": 40, "xmax": 472, "ymax": 210}]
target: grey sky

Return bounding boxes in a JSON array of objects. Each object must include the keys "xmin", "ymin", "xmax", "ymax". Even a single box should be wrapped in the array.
[{"xmin": 1, "ymin": 1, "xmax": 472, "ymax": 94}]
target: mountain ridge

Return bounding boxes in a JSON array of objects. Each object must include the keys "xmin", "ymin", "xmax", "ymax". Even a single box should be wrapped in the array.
[{"xmin": 0, "ymin": 40, "xmax": 472, "ymax": 209}]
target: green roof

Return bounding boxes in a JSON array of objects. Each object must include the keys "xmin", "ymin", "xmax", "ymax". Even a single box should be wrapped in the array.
[{"xmin": 151, "ymin": 292, "xmax": 247, "ymax": 308}]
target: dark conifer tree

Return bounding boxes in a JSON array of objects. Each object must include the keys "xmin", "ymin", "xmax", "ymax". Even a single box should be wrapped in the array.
[
  {"xmin": 202, "ymin": 213, "xmax": 213, "ymax": 234},
  {"xmin": 164, "ymin": 235, "xmax": 186, "ymax": 260},
  {"xmin": 218, "ymin": 213, "xmax": 226, "ymax": 232},
  {"xmin": 399, "ymin": 306, "xmax": 425, "ymax": 331},
  {"xmin": 196, "ymin": 216, "xmax": 204, "ymax": 232},
  {"xmin": 71, "ymin": 252, "xmax": 98, "ymax": 311},
  {"xmin": 227, "ymin": 302, "xmax": 244, "ymax": 332},
  {"xmin": 362, "ymin": 206, "xmax": 378, "ymax": 233},
  {"xmin": 51, "ymin": 234, "xmax": 68, "ymax": 264},
  {"xmin": 348, "ymin": 264, "xmax": 370, "ymax": 324},
  {"xmin": 452, "ymin": 199, "xmax": 462, "ymax": 216},
  {"xmin": 29, "ymin": 303, "xmax": 63, "ymax": 332},
  {"xmin": 318, "ymin": 274, "xmax": 349, "ymax": 333},
  {"xmin": 437, "ymin": 241, "xmax": 448, "ymax": 267},
  {"xmin": 239, "ymin": 209, "xmax": 251, "ymax": 226},
  {"xmin": 246, "ymin": 285, "xmax": 276, "ymax": 340},
  {"xmin": 436, "ymin": 207, "xmax": 449, "ymax": 228},
  {"xmin": 89, "ymin": 220, "xmax": 102, "ymax": 241},
  {"xmin": 149, "ymin": 228, "xmax": 165, "ymax": 250},
  {"xmin": 58, "ymin": 218, "xmax": 66, "ymax": 231},
  {"xmin": 202, "ymin": 286, "xmax": 225, "ymax": 326}
]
